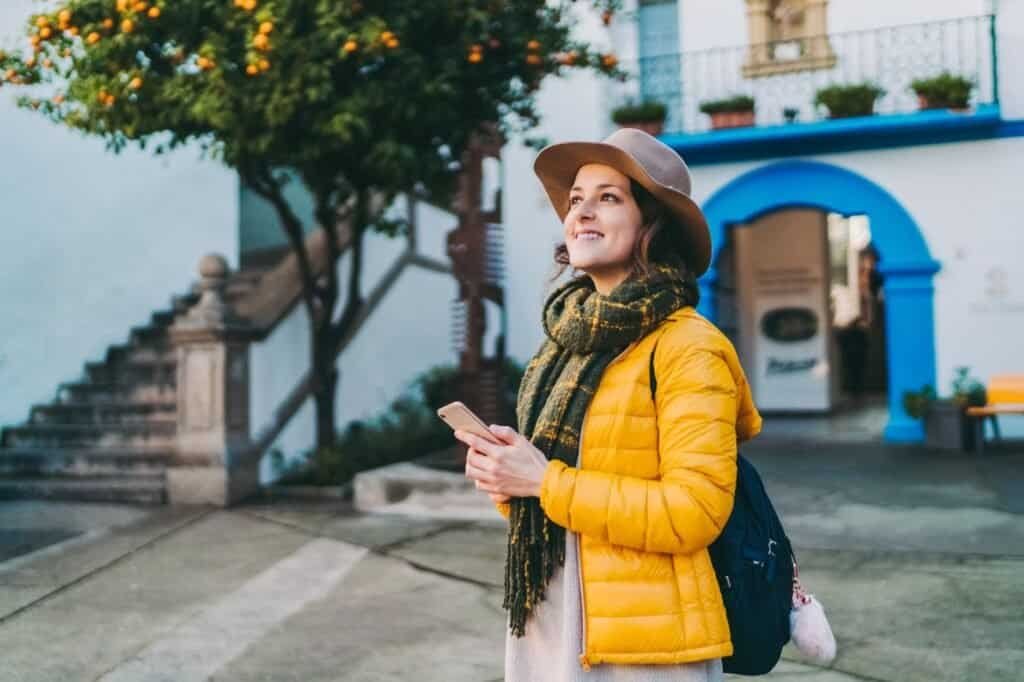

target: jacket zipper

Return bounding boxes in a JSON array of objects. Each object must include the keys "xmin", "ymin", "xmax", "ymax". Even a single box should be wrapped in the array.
[
  {"xmin": 576, "ymin": 404, "xmax": 592, "ymax": 672},
  {"xmin": 576, "ymin": 341, "xmax": 637, "ymax": 672}
]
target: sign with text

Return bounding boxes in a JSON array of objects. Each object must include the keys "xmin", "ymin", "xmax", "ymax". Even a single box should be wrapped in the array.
[{"xmin": 735, "ymin": 210, "xmax": 834, "ymax": 411}]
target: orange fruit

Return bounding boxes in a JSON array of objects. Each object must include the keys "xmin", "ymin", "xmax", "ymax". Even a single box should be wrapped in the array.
[
  {"xmin": 342, "ymin": 39, "xmax": 357, "ymax": 53},
  {"xmin": 385, "ymin": 38, "xmax": 399, "ymax": 48},
  {"xmin": 246, "ymin": 63, "xmax": 259, "ymax": 75},
  {"xmin": 380, "ymin": 30, "xmax": 394, "ymax": 41},
  {"xmin": 43, "ymin": 58, "xmax": 53, "ymax": 68},
  {"xmin": 58, "ymin": 10, "xmax": 72, "ymax": 24},
  {"xmin": 601, "ymin": 53, "xmax": 617, "ymax": 67},
  {"xmin": 35, "ymin": 16, "xmax": 49, "ymax": 28},
  {"xmin": 133, "ymin": 1, "xmax": 148, "ymax": 12},
  {"xmin": 25, "ymin": 56, "xmax": 36, "ymax": 67},
  {"xmin": 526, "ymin": 40, "xmax": 540, "ymax": 50},
  {"xmin": 121, "ymin": 19, "xmax": 134, "ymax": 33},
  {"xmin": 243, "ymin": 0, "xmax": 256, "ymax": 10},
  {"xmin": 106, "ymin": 94, "xmax": 115, "ymax": 106},
  {"xmin": 468, "ymin": 52, "xmax": 482, "ymax": 64},
  {"xmin": 129, "ymin": 76, "xmax": 143, "ymax": 89},
  {"xmin": 117, "ymin": 0, "xmax": 129, "ymax": 11},
  {"xmin": 5, "ymin": 69, "xmax": 16, "ymax": 80},
  {"xmin": 148, "ymin": 7, "xmax": 161, "ymax": 19},
  {"xmin": 470, "ymin": 43, "xmax": 483, "ymax": 53},
  {"xmin": 40, "ymin": 27, "xmax": 53, "ymax": 39},
  {"xmin": 259, "ymin": 21, "xmax": 273, "ymax": 34},
  {"xmin": 526, "ymin": 54, "xmax": 542, "ymax": 66},
  {"xmin": 102, "ymin": 18, "xmax": 114, "ymax": 29},
  {"xmin": 258, "ymin": 58, "xmax": 269, "ymax": 71},
  {"xmin": 53, "ymin": 94, "xmax": 65, "ymax": 104},
  {"xmin": 68, "ymin": 27, "xmax": 79, "ymax": 36},
  {"xmin": 252, "ymin": 33, "xmax": 269, "ymax": 50},
  {"xmin": 29, "ymin": 35, "xmax": 41, "ymax": 46},
  {"xmin": 97, "ymin": 89, "xmax": 107, "ymax": 101}
]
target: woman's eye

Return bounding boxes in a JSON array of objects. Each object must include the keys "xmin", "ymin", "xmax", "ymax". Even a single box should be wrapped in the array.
[
  {"xmin": 601, "ymin": 193, "xmax": 618, "ymax": 202},
  {"xmin": 569, "ymin": 196, "xmax": 582, "ymax": 206}
]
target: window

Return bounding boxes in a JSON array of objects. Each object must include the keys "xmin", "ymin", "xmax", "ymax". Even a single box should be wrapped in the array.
[{"xmin": 743, "ymin": 0, "xmax": 835, "ymax": 78}]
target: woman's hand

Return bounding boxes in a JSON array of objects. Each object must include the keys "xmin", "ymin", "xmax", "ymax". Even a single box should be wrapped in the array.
[{"xmin": 456, "ymin": 424, "xmax": 549, "ymax": 499}]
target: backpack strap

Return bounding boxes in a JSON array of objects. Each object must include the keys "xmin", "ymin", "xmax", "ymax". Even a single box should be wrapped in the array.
[{"xmin": 649, "ymin": 341, "xmax": 659, "ymax": 401}]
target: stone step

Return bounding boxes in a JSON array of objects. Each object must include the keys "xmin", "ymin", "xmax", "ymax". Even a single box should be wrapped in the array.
[
  {"xmin": 30, "ymin": 401, "xmax": 177, "ymax": 426},
  {"xmin": 84, "ymin": 358, "xmax": 177, "ymax": 385},
  {"xmin": 104, "ymin": 345, "xmax": 175, "ymax": 367},
  {"xmin": 128, "ymin": 324, "xmax": 165, "ymax": 345},
  {"xmin": 0, "ymin": 477, "xmax": 166, "ymax": 505},
  {"xmin": 0, "ymin": 447, "xmax": 171, "ymax": 478},
  {"xmin": 1, "ymin": 422, "xmax": 176, "ymax": 449},
  {"xmin": 57, "ymin": 381, "xmax": 176, "ymax": 404}
]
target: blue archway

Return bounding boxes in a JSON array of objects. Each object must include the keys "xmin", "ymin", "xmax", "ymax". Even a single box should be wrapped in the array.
[{"xmin": 696, "ymin": 159, "xmax": 940, "ymax": 442}]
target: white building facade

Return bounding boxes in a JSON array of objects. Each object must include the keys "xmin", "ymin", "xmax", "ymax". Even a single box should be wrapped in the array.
[{"xmin": 503, "ymin": 0, "xmax": 1024, "ymax": 442}]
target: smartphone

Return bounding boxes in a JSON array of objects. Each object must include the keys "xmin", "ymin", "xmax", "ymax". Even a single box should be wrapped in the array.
[{"xmin": 437, "ymin": 401, "xmax": 502, "ymax": 444}]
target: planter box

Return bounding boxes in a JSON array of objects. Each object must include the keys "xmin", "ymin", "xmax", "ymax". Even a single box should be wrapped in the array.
[
  {"xmin": 825, "ymin": 107, "xmax": 876, "ymax": 119},
  {"xmin": 917, "ymin": 95, "xmax": 970, "ymax": 113},
  {"xmin": 923, "ymin": 400, "xmax": 976, "ymax": 451},
  {"xmin": 709, "ymin": 110, "xmax": 755, "ymax": 130},
  {"xmin": 617, "ymin": 120, "xmax": 665, "ymax": 136}
]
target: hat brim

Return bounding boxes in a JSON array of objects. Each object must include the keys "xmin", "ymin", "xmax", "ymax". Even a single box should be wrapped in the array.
[{"xmin": 533, "ymin": 141, "xmax": 711, "ymax": 276}]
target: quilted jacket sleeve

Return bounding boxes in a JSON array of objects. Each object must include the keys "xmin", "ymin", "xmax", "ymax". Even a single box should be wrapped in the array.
[{"xmin": 539, "ymin": 336, "xmax": 739, "ymax": 555}]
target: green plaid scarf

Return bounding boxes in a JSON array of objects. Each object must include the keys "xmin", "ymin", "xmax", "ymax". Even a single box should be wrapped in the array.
[{"xmin": 505, "ymin": 261, "xmax": 698, "ymax": 636}]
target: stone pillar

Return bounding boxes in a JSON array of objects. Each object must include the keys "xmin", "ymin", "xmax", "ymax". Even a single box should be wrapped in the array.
[
  {"xmin": 744, "ymin": 0, "xmax": 773, "ymax": 68},
  {"xmin": 167, "ymin": 254, "xmax": 261, "ymax": 506},
  {"xmin": 804, "ymin": 0, "xmax": 834, "ymax": 61}
]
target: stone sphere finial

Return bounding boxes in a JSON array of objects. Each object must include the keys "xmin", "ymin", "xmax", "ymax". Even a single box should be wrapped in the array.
[{"xmin": 199, "ymin": 253, "xmax": 229, "ymax": 280}]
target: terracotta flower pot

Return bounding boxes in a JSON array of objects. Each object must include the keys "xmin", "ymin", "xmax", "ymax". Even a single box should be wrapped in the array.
[
  {"xmin": 917, "ymin": 95, "xmax": 969, "ymax": 113},
  {"xmin": 709, "ymin": 110, "xmax": 755, "ymax": 130},
  {"xmin": 618, "ymin": 120, "xmax": 664, "ymax": 136}
]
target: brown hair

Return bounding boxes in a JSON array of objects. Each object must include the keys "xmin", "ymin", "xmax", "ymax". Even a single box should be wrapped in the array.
[{"xmin": 551, "ymin": 179, "xmax": 694, "ymax": 283}]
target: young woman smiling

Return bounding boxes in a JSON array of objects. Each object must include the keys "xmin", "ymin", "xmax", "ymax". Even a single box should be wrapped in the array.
[{"xmin": 454, "ymin": 128, "xmax": 762, "ymax": 681}]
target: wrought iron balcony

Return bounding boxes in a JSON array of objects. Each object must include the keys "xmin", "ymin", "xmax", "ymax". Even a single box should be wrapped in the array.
[{"xmin": 626, "ymin": 14, "xmax": 999, "ymax": 135}]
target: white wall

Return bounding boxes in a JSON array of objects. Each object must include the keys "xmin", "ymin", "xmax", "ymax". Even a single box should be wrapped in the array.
[
  {"xmin": 0, "ymin": 2, "xmax": 238, "ymax": 427},
  {"xmin": 251, "ymin": 197, "xmax": 458, "ymax": 479},
  {"xmin": 679, "ymin": 0, "xmax": 989, "ymax": 52}
]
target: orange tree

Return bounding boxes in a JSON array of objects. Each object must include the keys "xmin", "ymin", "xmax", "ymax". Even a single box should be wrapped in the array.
[{"xmin": 0, "ymin": 0, "xmax": 622, "ymax": 453}]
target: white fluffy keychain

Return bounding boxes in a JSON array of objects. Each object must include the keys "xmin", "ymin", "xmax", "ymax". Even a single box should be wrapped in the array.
[{"xmin": 789, "ymin": 559, "xmax": 837, "ymax": 664}]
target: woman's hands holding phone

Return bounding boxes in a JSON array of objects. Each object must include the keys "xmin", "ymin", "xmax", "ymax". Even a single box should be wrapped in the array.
[{"xmin": 455, "ymin": 424, "xmax": 549, "ymax": 500}]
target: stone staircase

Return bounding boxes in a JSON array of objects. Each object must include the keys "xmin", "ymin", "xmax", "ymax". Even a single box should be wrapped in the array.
[{"xmin": 0, "ymin": 268, "xmax": 267, "ymax": 505}]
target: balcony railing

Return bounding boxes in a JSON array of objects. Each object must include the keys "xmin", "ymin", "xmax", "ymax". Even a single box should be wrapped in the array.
[{"xmin": 625, "ymin": 15, "xmax": 999, "ymax": 135}]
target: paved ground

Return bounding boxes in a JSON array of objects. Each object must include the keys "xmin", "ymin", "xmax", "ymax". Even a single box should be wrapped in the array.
[{"xmin": 1, "ymin": 436, "xmax": 1022, "ymax": 682}]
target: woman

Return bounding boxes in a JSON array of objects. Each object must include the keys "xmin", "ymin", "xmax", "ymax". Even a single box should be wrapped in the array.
[{"xmin": 455, "ymin": 128, "xmax": 761, "ymax": 680}]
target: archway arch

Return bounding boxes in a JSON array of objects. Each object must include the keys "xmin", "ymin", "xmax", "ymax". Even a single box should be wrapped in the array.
[{"xmin": 697, "ymin": 160, "xmax": 940, "ymax": 442}]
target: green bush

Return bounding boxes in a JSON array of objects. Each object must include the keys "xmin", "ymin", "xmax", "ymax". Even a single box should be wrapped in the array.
[
  {"xmin": 698, "ymin": 95, "xmax": 755, "ymax": 115},
  {"xmin": 910, "ymin": 72, "xmax": 973, "ymax": 109},
  {"xmin": 902, "ymin": 366, "xmax": 986, "ymax": 420},
  {"xmin": 275, "ymin": 359, "xmax": 526, "ymax": 486},
  {"xmin": 611, "ymin": 100, "xmax": 667, "ymax": 124},
  {"xmin": 814, "ymin": 83, "xmax": 885, "ymax": 118}
]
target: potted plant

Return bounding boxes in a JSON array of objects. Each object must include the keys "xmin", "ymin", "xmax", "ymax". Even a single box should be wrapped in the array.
[
  {"xmin": 910, "ymin": 72, "xmax": 973, "ymax": 111},
  {"xmin": 814, "ymin": 82, "xmax": 886, "ymax": 119},
  {"xmin": 903, "ymin": 367, "xmax": 987, "ymax": 451},
  {"xmin": 610, "ymin": 99, "xmax": 668, "ymax": 136},
  {"xmin": 699, "ymin": 95, "xmax": 756, "ymax": 130},
  {"xmin": 783, "ymin": 107, "xmax": 800, "ymax": 124}
]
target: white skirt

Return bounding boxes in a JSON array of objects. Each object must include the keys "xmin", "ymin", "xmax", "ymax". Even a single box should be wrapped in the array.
[{"xmin": 504, "ymin": 526, "xmax": 724, "ymax": 682}]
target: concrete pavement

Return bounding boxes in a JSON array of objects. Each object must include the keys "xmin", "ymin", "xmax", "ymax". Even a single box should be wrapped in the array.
[{"xmin": 1, "ymin": 438, "xmax": 1022, "ymax": 681}]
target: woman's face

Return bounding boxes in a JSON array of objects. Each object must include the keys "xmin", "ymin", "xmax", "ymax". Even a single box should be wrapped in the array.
[{"xmin": 563, "ymin": 163, "xmax": 643, "ymax": 294}]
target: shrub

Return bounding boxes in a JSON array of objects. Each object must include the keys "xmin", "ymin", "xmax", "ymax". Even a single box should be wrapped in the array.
[
  {"xmin": 611, "ymin": 100, "xmax": 668, "ymax": 124},
  {"xmin": 698, "ymin": 95, "xmax": 756, "ymax": 115},
  {"xmin": 814, "ymin": 83, "xmax": 885, "ymax": 118},
  {"xmin": 910, "ymin": 72, "xmax": 973, "ymax": 109}
]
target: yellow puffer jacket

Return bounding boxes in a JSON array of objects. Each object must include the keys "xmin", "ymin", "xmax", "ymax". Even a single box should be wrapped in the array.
[{"xmin": 498, "ymin": 307, "xmax": 761, "ymax": 669}]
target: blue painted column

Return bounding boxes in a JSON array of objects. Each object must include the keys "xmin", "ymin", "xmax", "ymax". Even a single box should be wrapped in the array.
[{"xmin": 879, "ymin": 260, "xmax": 941, "ymax": 442}]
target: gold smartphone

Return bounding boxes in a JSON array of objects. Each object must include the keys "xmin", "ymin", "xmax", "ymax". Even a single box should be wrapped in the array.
[{"xmin": 437, "ymin": 401, "xmax": 501, "ymax": 444}]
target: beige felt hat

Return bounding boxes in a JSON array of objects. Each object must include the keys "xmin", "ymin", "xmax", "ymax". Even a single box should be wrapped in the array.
[{"xmin": 533, "ymin": 127, "xmax": 711, "ymax": 276}]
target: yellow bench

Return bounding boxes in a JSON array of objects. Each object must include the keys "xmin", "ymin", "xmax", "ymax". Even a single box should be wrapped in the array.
[{"xmin": 965, "ymin": 374, "xmax": 1024, "ymax": 452}]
